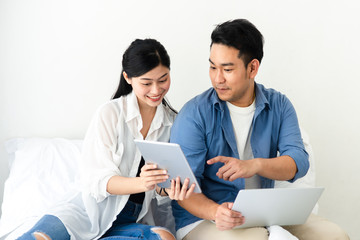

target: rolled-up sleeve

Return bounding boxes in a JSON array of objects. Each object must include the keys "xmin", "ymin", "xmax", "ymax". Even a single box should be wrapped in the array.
[
  {"xmin": 81, "ymin": 103, "xmax": 122, "ymax": 202},
  {"xmin": 278, "ymin": 96, "xmax": 309, "ymax": 181}
]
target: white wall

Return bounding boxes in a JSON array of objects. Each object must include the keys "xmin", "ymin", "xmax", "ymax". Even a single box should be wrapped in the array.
[{"xmin": 1, "ymin": 0, "xmax": 359, "ymax": 239}]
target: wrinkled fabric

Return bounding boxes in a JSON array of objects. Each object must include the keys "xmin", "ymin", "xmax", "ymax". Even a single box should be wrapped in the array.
[{"xmin": 49, "ymin": 91, "xmax": 175, "ymax": 240}]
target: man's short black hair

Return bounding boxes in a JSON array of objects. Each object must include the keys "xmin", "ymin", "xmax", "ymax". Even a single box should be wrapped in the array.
[{"xmin": 211, "ymin": 19, "xmax": 264, "ymax": 66}]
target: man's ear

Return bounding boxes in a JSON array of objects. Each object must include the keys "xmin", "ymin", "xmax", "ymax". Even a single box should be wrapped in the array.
[
  {"xmin": 123, "ymin": 71, "xmax": 132, "ymax": 84},
  {"xmin": 248, "ymin": 59, "xmax": 260, "ymax": 79}
]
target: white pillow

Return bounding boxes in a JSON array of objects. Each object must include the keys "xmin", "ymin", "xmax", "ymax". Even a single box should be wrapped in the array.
[{"xmin": 0, "ymin": 138, "xmax": 82, "ymax": 239}]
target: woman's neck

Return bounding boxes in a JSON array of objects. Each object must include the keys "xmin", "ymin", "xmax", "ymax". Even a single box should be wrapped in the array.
[{"xmin": 139, "ymin": 104, "xmax": 157, "ymax": 139}]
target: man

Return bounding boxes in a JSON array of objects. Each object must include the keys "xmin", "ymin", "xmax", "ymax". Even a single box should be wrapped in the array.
[{"xmin": 170, "ymin": 19, "xmax": 349, "ymax": 240}]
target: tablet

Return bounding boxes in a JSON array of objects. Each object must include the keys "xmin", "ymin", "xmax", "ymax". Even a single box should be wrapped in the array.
[
  {"xmin": 232, "ymin": 187, "xmax": 324, "ymax": 228},
  {"xmin": 134, "ymin": 139, "xmax": 201, "ymax": 193}
]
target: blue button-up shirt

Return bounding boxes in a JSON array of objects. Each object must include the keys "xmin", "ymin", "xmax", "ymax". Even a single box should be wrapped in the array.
[{"xmin": 170, "ymin": 82, "xmax": 309, "ymax": 230}]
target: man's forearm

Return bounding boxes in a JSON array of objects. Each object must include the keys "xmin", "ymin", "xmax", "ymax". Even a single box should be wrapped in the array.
[
  {"xmin": 177, "ymin": 193, "xmax": 219, "ymax": 220},
  {"xmin": 257, "ymin": 155, "xmax": 297, "ymax": 181}
]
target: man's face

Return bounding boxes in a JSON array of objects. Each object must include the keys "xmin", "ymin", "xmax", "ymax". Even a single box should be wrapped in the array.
[{"xmin": 209, "ymin": 43, "xmax": 256, "ymax": 107}]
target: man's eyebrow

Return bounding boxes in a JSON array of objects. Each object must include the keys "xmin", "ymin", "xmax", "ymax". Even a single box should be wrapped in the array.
[
  {"xmin": 221, "ymin": 62, "xmax": 234, "ymax": 66},
  {"xmin": 140, "ymin": 73, "xmax": 168, "ymax": 81},
  {"xmin": 209, "ymin": 58, "xmax": 234, "ymax": 66}
]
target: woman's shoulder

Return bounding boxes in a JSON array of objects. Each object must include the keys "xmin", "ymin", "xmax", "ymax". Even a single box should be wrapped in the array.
[
  {"xmin": 93, "ymin": 98, "xmax": 123, "ymax": 123},
  {"xmin": 161, "ymin": 103, "xmax": 177, "ymax": 124},
  {"xmin": 167, "ymin": 106, "xmax": 177, "ymax": 121}
]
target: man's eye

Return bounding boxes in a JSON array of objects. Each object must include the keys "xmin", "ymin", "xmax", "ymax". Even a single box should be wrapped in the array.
[
  {"xmin": 210, "ymin": 66, "xmax": 216, "ymax": 70},
  {"xmin": 224, "ymin": 69, "xmax": 233, "ymax": 72}
]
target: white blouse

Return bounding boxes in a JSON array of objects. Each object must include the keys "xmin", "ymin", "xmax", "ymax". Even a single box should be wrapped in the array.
[{"xmin": 50, "ymin": 91, "xmax": 176, "ymax": 240}]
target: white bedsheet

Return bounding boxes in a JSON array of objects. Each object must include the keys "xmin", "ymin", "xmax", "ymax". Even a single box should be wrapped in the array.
[{"xmin": 0, "ymin": 138, "xmax": 82, "ymax": 239}]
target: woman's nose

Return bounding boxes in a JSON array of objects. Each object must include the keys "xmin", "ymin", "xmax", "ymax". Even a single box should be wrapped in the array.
[{"xmin": 151, "ymin": 83, "xmax": 161, "ymax": 93}]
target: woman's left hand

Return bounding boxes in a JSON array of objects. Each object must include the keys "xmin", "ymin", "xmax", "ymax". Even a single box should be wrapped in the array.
[{"xmin": 167, "ymin": 177, "xmax": 195, "ymax": 200}]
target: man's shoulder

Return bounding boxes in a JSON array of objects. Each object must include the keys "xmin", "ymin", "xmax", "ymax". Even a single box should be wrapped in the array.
[
  {"xmin": 256, "ymin": 82, "xmax": 283, "ymax": 97},
  {"xmin": 181, "ymin": 87, "xmax": 216, "ymax": 111},
  {"xmin": 256, "ymin": 83, "xmax": 289, "ymax": 106}
]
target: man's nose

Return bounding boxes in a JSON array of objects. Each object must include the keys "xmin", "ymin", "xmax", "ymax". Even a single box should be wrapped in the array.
[{"xmin": 214, "ymin": 70, "xmax": 225, "ymax": 83}]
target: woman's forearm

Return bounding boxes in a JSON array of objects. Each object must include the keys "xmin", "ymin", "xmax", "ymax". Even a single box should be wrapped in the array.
[{"xmin": 106, "ymin": 175, "xmax": 148, "ymax": 195}]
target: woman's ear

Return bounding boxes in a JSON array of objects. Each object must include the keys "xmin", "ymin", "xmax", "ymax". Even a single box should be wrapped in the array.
[
  {"xmin": 248, "ymin": 59, "xmax": 260, "ymax": 79},
  {"xmin": 123, "ymin": 71, "xmax": 132, "ymax": 84}
]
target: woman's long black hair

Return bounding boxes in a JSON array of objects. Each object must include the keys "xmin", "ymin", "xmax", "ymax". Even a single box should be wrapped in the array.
[{"xmin": 112, "ymin": 39, "xmax": 176, "ymax": 113}]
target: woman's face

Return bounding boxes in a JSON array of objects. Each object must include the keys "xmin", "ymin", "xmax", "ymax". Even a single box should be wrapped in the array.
[{"xmin": 124, "ymin": 65, "xmax": 171, "ymax": 110}]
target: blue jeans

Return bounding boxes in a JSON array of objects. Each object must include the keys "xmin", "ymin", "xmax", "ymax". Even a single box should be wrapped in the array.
[
  {"xmin": 100, "ymin": 201, "xmax": 162, "ymax": 240},
  {"xmin": 17, "ymin": 201, "xmax": 162, "ymax": 240},
  {"xmin": 16, "ymin": 214, "xmax": 70, "ymax": 240}
]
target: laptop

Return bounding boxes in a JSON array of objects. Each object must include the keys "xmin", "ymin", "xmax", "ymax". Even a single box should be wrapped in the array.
[
  {"xmin": 232, "ymin": 187, "xmax": 324, "ymax": 228},
  {"xmin": 134, "ymin": 139, "xmax": 201, "ymax": 193}
]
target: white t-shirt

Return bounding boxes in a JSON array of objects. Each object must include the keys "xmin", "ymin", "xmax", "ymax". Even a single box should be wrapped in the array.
[{"xmin": 226, "ymin": 100, "xmax": 261, "ymax": 189}]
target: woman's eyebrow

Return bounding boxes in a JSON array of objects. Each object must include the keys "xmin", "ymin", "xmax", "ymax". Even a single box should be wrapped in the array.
[{"xmin": 140, "ymin": 73, "xmax": 168, "ymax": 81}]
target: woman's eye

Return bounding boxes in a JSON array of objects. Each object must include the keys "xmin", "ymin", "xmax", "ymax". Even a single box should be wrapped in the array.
[{"xmin": 159, "ymin": 79, "xmax": 168, "ymax": 83}]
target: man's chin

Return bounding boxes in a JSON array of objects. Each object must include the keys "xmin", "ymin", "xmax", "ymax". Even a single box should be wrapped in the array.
[{"xmin": 215, "ymin": 92, "xmax": 230, "ymax": 102}]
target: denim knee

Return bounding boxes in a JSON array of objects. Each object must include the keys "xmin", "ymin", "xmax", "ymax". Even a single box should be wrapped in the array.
[
  {"xmin": 17, "ymin": 215, "xmax": 70, "ymax": 240},
  {"xmin": 100, "ymin": 223, "xmax": 163, "ymax": 240}
]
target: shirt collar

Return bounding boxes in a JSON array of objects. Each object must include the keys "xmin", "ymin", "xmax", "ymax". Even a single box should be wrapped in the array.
[
  {"xmin": 254, "ymin": 82, "xmax": 270, "ymax": 111},
  {"xmin": 151, "ymin": 100, "xmax": 173, "ymax": 131},
  {"xmin": 125, "ymin": 91, "xmax": 141, "ymax": 123},
  {"xmin": 210, "ymin": 88, "xmax": 225, "ymax": 112},
  {"xmin": 124, "ymin": 91, "xmax": 173, "ymax": 129}
]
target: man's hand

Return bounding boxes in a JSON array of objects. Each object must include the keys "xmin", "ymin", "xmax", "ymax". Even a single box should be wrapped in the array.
[
  {"xmin": 207, "ymin": 156, "xmax": 260, "ymax": 181},
  {"xmin": 215, "ymin": 202, "xmax": 245, "ymax": 231}
]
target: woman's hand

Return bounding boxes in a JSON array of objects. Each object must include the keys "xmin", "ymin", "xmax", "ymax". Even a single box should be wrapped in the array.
[
  {"xmin": 167, "ymin": 177, "xmax": 195, "ymax": 200},
  {"xmin": 139, "ymin": 164, "xmax": 169, "ymax": 191}
]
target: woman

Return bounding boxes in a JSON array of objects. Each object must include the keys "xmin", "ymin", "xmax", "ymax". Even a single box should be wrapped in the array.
[{"xmin": 18, "ymin": 39, "xmax": 194, "ymax": 240}]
